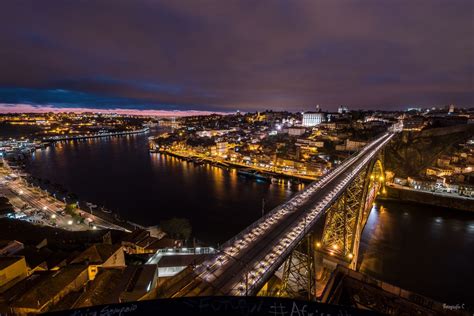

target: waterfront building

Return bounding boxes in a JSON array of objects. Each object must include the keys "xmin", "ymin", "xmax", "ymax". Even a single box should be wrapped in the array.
[
  {"xmin": 459, "ymin": 183, "xmax": 474, "ymax": 197},
  {"xmin": 393, "ymin": 177, "xmax": 408, "ymax": 186},
  {"xmin": 213, "ymin": 142, "xmax": 228, "ymax": 157},
  {"xmin": 407, "ymin": 176, "xmax": 437, "ymax": 191}
]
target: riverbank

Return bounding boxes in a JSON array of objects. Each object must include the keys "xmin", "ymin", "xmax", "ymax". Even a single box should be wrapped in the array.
[
  {"xmin": 1, "ymin": 160, "xmax": 141, "ymax": 232},
  {"xmin": 155, "ymin": 149, "xmax": 316, "ymax": 183},
  {"xmin": 43, "ymin": 127, "xmax": 150, "ymax": 142},
  {"xmin": 378, "ymin": 184, "xmax": 474, "ymax": 212}
]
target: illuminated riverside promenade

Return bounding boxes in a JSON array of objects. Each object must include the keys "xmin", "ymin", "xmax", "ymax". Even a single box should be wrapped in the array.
[{"xmin": 43, "ymin": 127, "xmax": 150, "ymax": 142}]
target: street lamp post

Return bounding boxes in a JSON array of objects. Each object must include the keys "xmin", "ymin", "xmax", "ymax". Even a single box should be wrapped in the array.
[{"xmin": 219, "ymin": 250, "xmax": 250, "ymax": 296}]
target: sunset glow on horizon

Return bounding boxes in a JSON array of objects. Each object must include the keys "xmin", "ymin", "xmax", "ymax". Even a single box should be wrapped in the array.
[{"xmin": 0, "ymin": 103, "xmax": 232, "ymax": 117}]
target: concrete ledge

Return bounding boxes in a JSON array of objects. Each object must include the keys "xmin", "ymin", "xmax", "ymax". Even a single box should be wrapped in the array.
[{"xmin": 379, "ymin": 186, "xmax": 474, "ymax": 212}]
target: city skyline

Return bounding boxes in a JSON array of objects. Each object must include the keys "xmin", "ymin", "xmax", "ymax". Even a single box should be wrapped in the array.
[
  {"xmin": 1, "ymin": 1, "xmax": 474, "ymax": 314},
  {"xmin": 0, "ymin": 0, "xmax": 473, "ymax": 113}
]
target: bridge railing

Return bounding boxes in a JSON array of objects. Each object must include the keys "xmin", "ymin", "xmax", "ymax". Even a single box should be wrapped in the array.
[{"xmin": 244, "ymin": 133, "xmax": 394, "ymax": 294}]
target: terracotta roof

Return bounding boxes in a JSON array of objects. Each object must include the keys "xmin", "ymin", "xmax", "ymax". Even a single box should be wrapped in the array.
[
  {"xmin": 73, "ymin": 265, "xmax": 157, "ymax": 307},
  {"xmin": 11, "ymin": 265, "xmax": 88, "ymax": 310},
  {"xmin": 71, "ymin": 244, "xmax": 122, "ymax": 265}
]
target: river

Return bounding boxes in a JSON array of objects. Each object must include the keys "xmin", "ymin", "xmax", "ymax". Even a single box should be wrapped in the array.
[{"xmin": 24, "ymin": 132, "xmax": 474, "ymax": 305}]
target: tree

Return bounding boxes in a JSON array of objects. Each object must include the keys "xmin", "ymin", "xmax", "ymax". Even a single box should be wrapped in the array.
[
  {"xmin": 160, "ymin": 217, "xmax": 192, "ymax": 241},
  {"xmin": 64, "ymin": 203, "xmax": 77, "ymax": 216}
]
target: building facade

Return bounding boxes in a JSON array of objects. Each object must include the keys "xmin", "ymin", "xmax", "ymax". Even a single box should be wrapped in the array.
[{"xmin": 302, "ymin": 112, "xmax": 325, "ymax": 127}]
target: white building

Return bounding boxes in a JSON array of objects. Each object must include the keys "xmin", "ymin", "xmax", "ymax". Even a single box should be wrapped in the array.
[
  {"xmin": 338, "ymin": 105, "xmax": 349, "ymax": 114},
  {"xmin": 302, "ymin": 112, "xmax": 325, "ymax": 127}
]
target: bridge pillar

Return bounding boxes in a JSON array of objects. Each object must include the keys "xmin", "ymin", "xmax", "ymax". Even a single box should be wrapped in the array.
[
  {"xmin": 277, "ymin": 234, "xmax": 316, "ymax": 300},
  {"xmin": 316, "ymin": 156, "xmax": 385, "ymax": 276}
]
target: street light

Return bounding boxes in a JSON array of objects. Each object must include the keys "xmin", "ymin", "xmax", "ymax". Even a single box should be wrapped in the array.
[{"xmin": 218, "ymin": 249, "xmax": 250, "ymax": 296}]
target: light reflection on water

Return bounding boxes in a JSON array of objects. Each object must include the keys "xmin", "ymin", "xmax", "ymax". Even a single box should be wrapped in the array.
[
  {"xmin": 26, "ymin": 133, "xmax": 297, "ymax": 244},
  {"xmin": 359, "ymin": 200, "xmax": 474, "ymax": 304}
]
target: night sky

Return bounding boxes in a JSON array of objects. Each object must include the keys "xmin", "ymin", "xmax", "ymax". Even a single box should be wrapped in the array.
[{"xmin": 0, "ymin": 0, "xmax": 473, "ymax": 114}]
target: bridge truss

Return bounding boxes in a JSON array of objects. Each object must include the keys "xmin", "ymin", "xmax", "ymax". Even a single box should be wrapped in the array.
[{"xmin": 275, "ymin": 155, "xmax": 386, "ymax": 299}]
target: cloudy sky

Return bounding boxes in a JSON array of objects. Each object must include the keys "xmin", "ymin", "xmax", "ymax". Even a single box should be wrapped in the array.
[{"xmin": 0, "ymin": 0, "xmax": 472, "ymax": 113}]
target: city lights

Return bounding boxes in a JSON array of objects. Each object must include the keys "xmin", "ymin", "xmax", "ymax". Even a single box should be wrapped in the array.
[{"xmin": 0, "ymin": 1, "xmax": 471, "ymax": 312}]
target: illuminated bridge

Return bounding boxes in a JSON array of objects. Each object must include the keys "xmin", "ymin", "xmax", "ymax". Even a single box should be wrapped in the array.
[{"xmin": 158, "ymin": 131, "xmax": 396, "ymax": 299}]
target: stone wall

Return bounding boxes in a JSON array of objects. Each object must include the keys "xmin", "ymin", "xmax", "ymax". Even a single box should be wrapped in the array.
[{"xmin": 379, "ymin": 186, "xmax": 474, "ymax": 212}]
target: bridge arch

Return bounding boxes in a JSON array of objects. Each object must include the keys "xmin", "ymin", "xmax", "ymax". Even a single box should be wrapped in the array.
[
  {"xmin": 273, "ymin": 156, "xmax": 387, "ymax": 299},
  {"xmin": 318, "ymin": 155, "xmax": 385, "ymax": 270}
]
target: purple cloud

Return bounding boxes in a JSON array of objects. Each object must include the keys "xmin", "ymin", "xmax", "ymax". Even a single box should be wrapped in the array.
[{"xmin": 0, "ymin": 0, "xmax": 472, "ymax": 111}]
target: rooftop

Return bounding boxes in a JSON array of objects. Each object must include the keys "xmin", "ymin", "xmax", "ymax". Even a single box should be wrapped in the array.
[
  {"xmin": 0, "ymin": 256, "xmax": 24, "ymax": 270},
  {"xmin": 11, "ymin": 265, "xmax": 88, "ymax": 309},
  {"xmin": 71, "ymin": 244, "xmax": 122, "ymax": 265},
  {"xmin": 72, "ymin": 265, "xmax": 157, "ymax": 308}
]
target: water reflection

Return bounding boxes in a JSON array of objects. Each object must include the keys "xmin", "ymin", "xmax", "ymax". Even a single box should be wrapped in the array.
[
  {"xmin": 359, "ymin": 200, "xmax": 474, "ymax": 304},
  {"xmin": 26, "ymin": 134, "xmax": 300, "ymax": 244}
]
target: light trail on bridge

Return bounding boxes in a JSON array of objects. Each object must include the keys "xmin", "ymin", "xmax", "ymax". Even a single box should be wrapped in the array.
[{"xmin": 161, "ymin": 132, "xmax": 395, "ymax": 297}]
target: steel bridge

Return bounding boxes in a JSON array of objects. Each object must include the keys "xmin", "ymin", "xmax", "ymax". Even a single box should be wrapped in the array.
[{"xmin": 158, "ymin": 132, "xmax": 395, "ymax": 299}]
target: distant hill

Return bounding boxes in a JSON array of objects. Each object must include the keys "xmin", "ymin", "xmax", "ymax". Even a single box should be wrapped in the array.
[{"xmin": 385, "ymin": 124, "xmax": 474, "ymax": 178}]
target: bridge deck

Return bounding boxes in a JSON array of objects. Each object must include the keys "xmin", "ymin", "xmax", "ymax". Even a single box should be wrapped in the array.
[{"xmin": 160, "ymin": 133, "xmax": 394, "ymax": 297}]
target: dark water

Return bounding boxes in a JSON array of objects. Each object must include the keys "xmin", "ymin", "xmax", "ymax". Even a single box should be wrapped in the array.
[
  {"xmin": 359, "ymin": 201, "xmax": 474, "ymax": 305},
  {"xmin": 25, "ymin": 133, "xmax": 474, "ymax": 304},
  {"xmin": 25, "ymin": 133, "xmax": 301, "ymax": 244}
]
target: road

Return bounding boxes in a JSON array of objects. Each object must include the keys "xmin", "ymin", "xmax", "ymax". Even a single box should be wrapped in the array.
[
  {"xmin": 0, "ymin": 161, "xmax": 129, "ymax": 232},
  {"xmin": 160, "ymin": 132, "xmax": 394, "ymax": 297}
]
